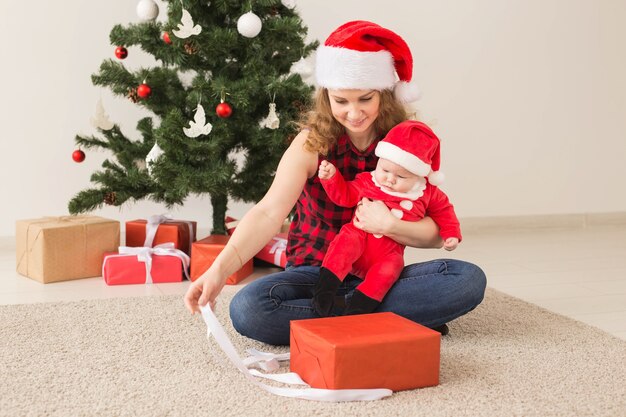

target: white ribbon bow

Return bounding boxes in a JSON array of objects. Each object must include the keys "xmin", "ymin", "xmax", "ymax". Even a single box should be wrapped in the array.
[
  {"xmin": 199, "ymin": 305, "xmax": 393, "ymax": 402},
  {"xmin": 103, "ymin": 243, "xmax": 190, "ymax": 284},
  {"xmin": 268, "ymin": 237, "xmax": 287, "ymax": 266},
  {"xmin": 144, "ymin": 214, "xmax": 194, "ymax": 252}
]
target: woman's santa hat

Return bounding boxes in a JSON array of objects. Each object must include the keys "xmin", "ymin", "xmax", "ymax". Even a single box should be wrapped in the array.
[
  {"xmin": 375, "ymin": 121, "xmax": 445, "ymax": 186},
  {"xmin": 315, "ymin": 20, "xmax": 421, "ymax": 103}
]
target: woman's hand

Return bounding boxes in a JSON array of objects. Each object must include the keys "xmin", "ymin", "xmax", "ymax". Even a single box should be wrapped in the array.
[
  {"xmin": 353, "ymin": 198, "xmax": 395, "ymax": 235},
  {"xmin": 184, "ymin": 268, "xmax": 226, "ymax": 314}
]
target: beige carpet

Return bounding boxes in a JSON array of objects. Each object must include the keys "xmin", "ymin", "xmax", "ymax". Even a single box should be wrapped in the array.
[{"xmin": 1, "ymin": 287, "xmax": 625, "ymax": 417}]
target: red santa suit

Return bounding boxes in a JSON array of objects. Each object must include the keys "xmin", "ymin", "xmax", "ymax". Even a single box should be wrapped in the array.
[{"xmin": 320, "ymin": 170, "xmax": 461, "ymax": 302}]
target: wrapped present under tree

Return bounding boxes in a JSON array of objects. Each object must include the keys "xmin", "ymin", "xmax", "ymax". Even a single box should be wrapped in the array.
[
  {"xmin": 225, "ymin": 216, "xmax": 289, "ymax": 268},
  {"xmin": 125, "ymin": 215, "xmax": 196, "ymax": 255},
  {"xmin": 16, "ymin": 216, "xmax": 119, "ymax": 283},
  {"xmin": 190, "ymin": 234, "xmax": 253, "ymax": 284},
  {"xmin": 102, "ymin": 243, "xmax": 190, "ymax": 285}
]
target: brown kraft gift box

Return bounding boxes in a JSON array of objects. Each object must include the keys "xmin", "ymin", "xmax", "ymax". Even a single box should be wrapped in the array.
[{"xmin": 16, "ymin": 216, "xmax": 120, "ymax": 283}]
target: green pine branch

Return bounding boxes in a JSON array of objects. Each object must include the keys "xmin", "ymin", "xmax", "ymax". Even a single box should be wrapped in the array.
[{"xmin": 70, "ymin": 0, "xmax": 317, "ymax": 233}]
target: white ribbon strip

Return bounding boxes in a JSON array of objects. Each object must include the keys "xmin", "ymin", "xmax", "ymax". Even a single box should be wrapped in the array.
[
  {"xmin": 242, "ymin": 348, "xmax": 290, "ymax": 371},
  {"xmin": 102, "ymin": 243, "xmax": 190, "ymax": 284},
  {"xmin": 144, "ymin": 214, "xmax": 195, "ymax": 251},
  {"xmin": 225, "ymin": 219, "xmax": 240, "ymax": 234},
  {"xmin": 268, "ymin": 237, "xmax": 287, "ymax": 266},
  {"xmin": 199, "ymin": 305, "xmax": 393, "ymax": 402}
]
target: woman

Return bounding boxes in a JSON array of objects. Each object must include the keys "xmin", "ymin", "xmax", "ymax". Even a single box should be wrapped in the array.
[{"xmin": 184, "ymin": 20, "xmax": 486, "ymax": 345}]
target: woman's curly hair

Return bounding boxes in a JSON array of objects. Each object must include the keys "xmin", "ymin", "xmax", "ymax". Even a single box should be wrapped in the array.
[{"xmin": 299, "ymin": 88, "xmax": 410, "ymax": 155}]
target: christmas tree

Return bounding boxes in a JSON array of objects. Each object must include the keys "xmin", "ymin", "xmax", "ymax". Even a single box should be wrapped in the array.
[{"xmin": 69, "ymin": 0, "xmax": 317, "ymax": 234}]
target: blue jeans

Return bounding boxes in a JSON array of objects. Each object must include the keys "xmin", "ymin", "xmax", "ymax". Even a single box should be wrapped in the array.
[{"xmin": 229, "ymin": 259, "xmax": 486, "ymax": 345}]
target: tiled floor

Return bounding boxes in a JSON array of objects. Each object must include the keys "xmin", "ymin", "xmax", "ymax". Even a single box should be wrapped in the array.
[{"xmin": 3, "ymin": 224, "xmax": 626, "ymax": 340}]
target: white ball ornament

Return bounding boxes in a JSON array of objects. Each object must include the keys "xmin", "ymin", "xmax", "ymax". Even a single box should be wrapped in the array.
[
  {"xmin": 237, "ymin": 12, "xmax": 262, "ymax": 38},
  {"xmin": 136, "ymin": 0, "xmax": 159, "ymax": 21},
  {"xmin": 290, "ymin": 57, "xmax": 313, "ymax": 77}
]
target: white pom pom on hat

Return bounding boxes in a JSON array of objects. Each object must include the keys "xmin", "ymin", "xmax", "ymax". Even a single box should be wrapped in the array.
[
  {"xmin": 375, "ymin": 121, "xmax": 445, "ymax": 186},
  {"xmin": 394, "ymin": 81, "xmax": 422, "ymax": 103},
  {"xmin": 427, "ymin": 170, "xmax": 445, "ymax": 186},
  {"xmin": 315, "ymin": 20, "xmax": 421, "ymax": 103}
]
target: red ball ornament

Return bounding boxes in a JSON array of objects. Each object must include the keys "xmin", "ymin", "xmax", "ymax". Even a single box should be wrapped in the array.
[
  {"xmin": 115, "ymin": 46, "xmax": 128, "ymax": 59},
  {"xmin": 216, "ymin": 101, "xmax": 232, "ymax": 118},
  {"xmin": 162, "ymin": 31, "xmax": 172, "ymax": 45},
  {"xmin": 72, "ymin": 150, "xmax": 86, "ymax": 163},
  {"xmin": 137, "ymin": 83, "xmax": 152, "ymax": 99}
]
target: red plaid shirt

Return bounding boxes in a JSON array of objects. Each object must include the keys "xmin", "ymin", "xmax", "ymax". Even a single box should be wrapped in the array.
[{"xmin": 286, "ymin": 134, "xmax": 380, "ymax": 267}]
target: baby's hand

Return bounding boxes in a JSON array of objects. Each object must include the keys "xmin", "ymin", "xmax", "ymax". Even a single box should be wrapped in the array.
[
  {"xmin": 318, "ymin": 160, "xmax": 336, "ymax": 180},
  {"xmin": 443, "ymin": 237, "xmax": 459, "ymax": 251}
]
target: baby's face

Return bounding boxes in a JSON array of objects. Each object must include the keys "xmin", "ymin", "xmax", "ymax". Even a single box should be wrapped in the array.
[{"xmin": 374, "ymin": 158, "xmax": 420, "ymax": 193}]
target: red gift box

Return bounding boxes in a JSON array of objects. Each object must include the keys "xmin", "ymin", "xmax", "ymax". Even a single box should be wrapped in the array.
[
  {"xmin": 224, "ymin": 216, "xmax": 289, "ymax": 268},
  {"xmin": 254, "ymin": 233, "xmax": 287, "ymax": 268},
  {"xmin": 190, "ymin": 235, "xmax": 253, "ymax": 285},
  {"xmin": 225, "ymin": 216, "xmax": 239, "ymax": 235},
  {"xmin": 102, "ymin": 244, "xmax": 190, "ymax": 285},
  {"xmin": 290, "ymin": 312, "xmax": 440, "ymax": 391},
  {"xmin": 125, "ymin": 215, "xmax": 197, "ymax": 255}
]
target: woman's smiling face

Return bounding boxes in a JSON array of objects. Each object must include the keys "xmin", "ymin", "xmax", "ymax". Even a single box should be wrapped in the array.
[{"xmin": 327, "ymin": 89, "xmax": 380, "ymax": 135}]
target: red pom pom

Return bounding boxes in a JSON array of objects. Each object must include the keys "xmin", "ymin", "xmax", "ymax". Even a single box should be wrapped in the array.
[
  {"xmin": 216, "ymin": 102, "xmax": 232, "ymax": 118},
  {"xmin": 137, "ymin": 83, "xmax": 152, "ymax": 99},
  {"xmin": 115, "ymin": 46, "xmax": 128, "ymax": 60},
  {"xmin": 162, "ymin": 31, "xmax": 172, "ymax": 44},
  {"xmin": 72, "ymin": 150, "xmax": 86, "ymax": 163}
]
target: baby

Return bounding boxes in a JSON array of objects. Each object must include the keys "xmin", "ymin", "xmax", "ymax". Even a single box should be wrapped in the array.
[{"xmin": 313, "ymin": 120, "xmax": 461, "ymax": 316}]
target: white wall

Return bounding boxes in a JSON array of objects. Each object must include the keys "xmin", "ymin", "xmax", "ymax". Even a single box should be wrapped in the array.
[{"xmin": 2, "ymin": 0, "xmax": 625, "ymax": 236}]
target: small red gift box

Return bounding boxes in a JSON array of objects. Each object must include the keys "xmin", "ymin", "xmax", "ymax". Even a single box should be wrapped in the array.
[
  {"xmin": 125, "ymin": 215, "xmax": 197, "ymax": 255},
  {"xmin": 225, "ymin": 216, "xmax": 239, "ymax": 236},
  {"xmin": 224, "ymin": 216, "xmax": 289, "ymax": 268},
  {"xmin": 190, "ymin": 235, "xmax": 253, "ymax": 285},
  {"xmin": 254, "ymin": 233, "xmax": 287, "ymax": 268},
  {"xmin": 290, "ymin": 312, "xmax": 440, "ymax": 391},
  {"xmin": 102, "ymin": 244, "xmax": 190, "ymax": 285}
]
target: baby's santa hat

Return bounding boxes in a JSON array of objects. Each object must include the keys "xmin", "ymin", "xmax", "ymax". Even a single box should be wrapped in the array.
[
  {"xmin": 375, "ymin": 121, "xmax": 445, "ymax": 186},
  {"xmin": 315, "ymin": 20, "xmax": 421, "ymax": 103}
]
